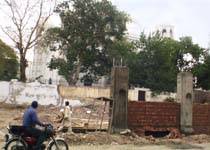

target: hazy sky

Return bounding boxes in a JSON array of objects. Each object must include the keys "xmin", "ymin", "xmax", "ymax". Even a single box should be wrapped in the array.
[
  {"xmin": 1, "ymin": 0, "xmax": 210, "ymax": 48},
  {"xmin": 111, "ymin": 0, "xmax": 210, "ymax": 48}
]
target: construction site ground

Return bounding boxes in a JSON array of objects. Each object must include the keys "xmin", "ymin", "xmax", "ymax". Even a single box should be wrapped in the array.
[{"xmin": 1, "ymin": 102, "xmax": 210, "ymax": 149}]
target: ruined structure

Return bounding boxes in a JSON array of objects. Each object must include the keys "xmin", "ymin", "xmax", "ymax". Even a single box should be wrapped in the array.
[
  {"xmin": 177, "ymin": 72, "xmax": 194, "ymax": 134},
  {"xmin": 109, "ymin": 67, "xmax": 129, "ymax": 133}
]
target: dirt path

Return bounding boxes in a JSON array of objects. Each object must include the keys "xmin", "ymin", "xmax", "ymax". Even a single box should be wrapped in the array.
[
  {"xmin": 69, "ymin": 143, "xmax": 210, "ymax": 150},
  {"xmin": 0, "ymin": 143, "xmax": 210, "ymax": 150}
]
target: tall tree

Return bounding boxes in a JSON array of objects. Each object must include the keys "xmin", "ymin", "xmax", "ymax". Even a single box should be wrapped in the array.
[
  {"xmin": 45, "ymin": 0, "xmax": 130, "ymax": 85},
  {"xmin": 176, "ymin": 37, "xmax": 203, "ymax": 72},
  {"xmin": 129, "ymin": 33, "xmax": 203, "ymax": 92},
  {"xmin": 193, "ymin": 53, "xmax": 210, "ymax": 90},
  {"xmin": 129, "ymin": 33, "xmax": 178, "ymax": 92},
  {"xmin": 0, "ymin": 39, "xmax": 18, "ymax": 80},
  {"xmin": 0, "ymin": 0, "xmax": 56, "ymax": 82}
]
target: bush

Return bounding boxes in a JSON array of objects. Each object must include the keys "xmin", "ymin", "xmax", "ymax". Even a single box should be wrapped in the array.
[{"xmin": 164, "ymin": 97, "xmax": 175, "ymax": 102}]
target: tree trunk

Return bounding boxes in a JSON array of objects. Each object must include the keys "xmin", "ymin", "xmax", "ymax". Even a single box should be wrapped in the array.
[
  {"xmin": 20, "ymin": 55, "xmax": 27, "ymax": 82},
  {"xmin": 67, "ymin": 74, "xmax": 78, "ymax": 85},
  {"xmin": 67, "ymin": 63, "xmax": 81, "ymax": 85}
]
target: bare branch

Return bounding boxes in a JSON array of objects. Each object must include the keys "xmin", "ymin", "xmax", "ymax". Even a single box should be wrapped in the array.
[
  {"xmin": 0, "ymin": 0, "xmax": 56, "ymax": 82},
  {"xmin": 22, "ymin": 0, "xmax": 42, "ymax": 30},
  {"xmin": 21, "ymin": 0, "xmax": 30, "ymax": 21},
  {"xmin": 4, "ymin": 0, "xmax": 18, "ymax": 25},
  {"xmin": 27, "ymin": 16, "xmax": 50, "ymax": 48},
  {"xmin": 13, "ymin": 4, "xmax": 22, "ymax": 22},
  {"xmin": 4, "ymin": 0, "xmax": 22, "ymax": 36},
  {"xmin": 0, "ymin": 25, "xmax": 17, "ymax": 44},
  {"xmin": 22, "ymin": 13, "xmax": 34, "ymax": 31},
  {"xmin": 24, "ymin": 1, "xmax": 43, "ymax": 52},
  {"xmin": 26, "ymin": 2, "xmax": 54, "ymax": 48}
]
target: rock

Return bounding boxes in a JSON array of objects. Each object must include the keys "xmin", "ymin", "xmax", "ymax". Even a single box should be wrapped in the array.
[
  {"xmin": 167, "ymin": 129, "xmax": 182, "ymax": 139},
  {"xmin": 131, "ymin": 132, "xmax": 139, "ymax": 138},
  {"xmin": 145, "ymin": 135, "xmax": 156, "ymax": 142},
  {"xmin": 120, "ymin": 129, "xmax": 131, "ymax": 136},
  {"xmin": 13, "ymin": 115, "xmax": 21, "ymax": 120},
  {"xmin": 111, "ymin": 142, "xmax": 119, "ymax": 145}
]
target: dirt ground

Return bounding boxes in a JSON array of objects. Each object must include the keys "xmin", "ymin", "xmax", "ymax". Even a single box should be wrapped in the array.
[
  {"xmin": 1, "ymin": 102, "xmax": 210, "ymax": 149},
  {"xmin": 69, "ymin": 143, "xmax": 210, "ymax": 150}
]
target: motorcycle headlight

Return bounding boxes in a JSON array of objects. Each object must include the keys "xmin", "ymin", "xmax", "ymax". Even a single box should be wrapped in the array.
[{"xmin": 4, "ymin": 134, "xmax": 9, "ymax": 142}]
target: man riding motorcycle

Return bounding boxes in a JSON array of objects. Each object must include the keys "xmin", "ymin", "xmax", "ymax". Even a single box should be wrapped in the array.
[{"xmin": 23, "ymin": 100, "xmax": 46, "ymax": 150}]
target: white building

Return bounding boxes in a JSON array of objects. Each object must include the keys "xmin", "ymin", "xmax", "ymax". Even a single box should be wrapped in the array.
[
  {"xmin": 27, "ymin": 18, "xmax": 67, "ymax": 85},
  {"xmin": 154, "ymin": 25, "xmax": 174, "ymax": 39},
  {"xmin": 29, "ymin": 45, "xmax": 66, "ymax": 85}
]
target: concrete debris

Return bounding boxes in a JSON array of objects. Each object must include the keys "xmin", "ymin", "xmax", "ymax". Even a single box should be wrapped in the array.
[
  {"xmin": 111, "ymin": 142, "xmax": 119, "ymax": 145},
  {"xmin": 145, "ymin": 135, "xmax": 156, "ymax": 142},
  {"xmin": 120, "ymin": 129, "xmax": 131, "ymax": 136},
  {"xmin": 166, "ymin": 128, "xmax": 182, "ymax": 139},
  {"xmin": 182, "ymin": 134, "xmax": 210, "ymax": 143}
]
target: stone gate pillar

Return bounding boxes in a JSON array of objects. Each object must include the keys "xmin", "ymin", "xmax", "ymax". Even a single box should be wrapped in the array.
[
  {"xmin": 177, "ymin": 72, "xmax": 194, "ymax": 134},
  {"xmin": 109, "ymin": 66, "xmax": 129, "ymax": 133}
]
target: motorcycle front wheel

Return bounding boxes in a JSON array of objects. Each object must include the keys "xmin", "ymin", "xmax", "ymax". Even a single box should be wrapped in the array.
[
  {"xmin": 5, "ymin": 138, "xmax": 27, "ymax": 150},
  {"xmin": 48, "ymin": 139, "xmax": 69, "ymax": 150}
]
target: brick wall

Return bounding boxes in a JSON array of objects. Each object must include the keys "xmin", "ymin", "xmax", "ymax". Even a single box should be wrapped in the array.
[
  {"xmin": 194, "ymin": 90, "xmax": 210, "ymax": 103},
  {"xmin": 128, "ymin": 101, "xmax": 180, "ymax": 135},
  {"xmin": 128, "ymin": 101, "xmax": 210, "ymax": 135},
  {"xmin": 193, "ymin": 103, "xmax": 210, "ymax": 134}
]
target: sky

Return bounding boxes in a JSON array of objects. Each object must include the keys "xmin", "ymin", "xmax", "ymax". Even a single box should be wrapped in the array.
[
  {"xmin": 111, "ymin": 0, "xmax": 210, "ymax": 48},
  {"xmin": 0, "ymin": 0, "xmax": 210, "ymax": 49}
]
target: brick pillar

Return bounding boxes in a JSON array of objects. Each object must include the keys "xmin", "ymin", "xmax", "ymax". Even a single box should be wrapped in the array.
[
  {"xmin": 109, "ymin": 67, "xmax": 129, "ymax": 133},
  {"xmin": 177, "ymin": 72, "xmax": 194, "ymax": 134}
]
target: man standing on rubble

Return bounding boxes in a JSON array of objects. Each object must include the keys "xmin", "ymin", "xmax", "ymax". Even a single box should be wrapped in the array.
[
  {"xmin": 55, "ymin": 101, "xmax": 72, "ymax": 132},
  {"xmin": 63, "ymin": 101, "xmax": 72, "ymax": 132}
]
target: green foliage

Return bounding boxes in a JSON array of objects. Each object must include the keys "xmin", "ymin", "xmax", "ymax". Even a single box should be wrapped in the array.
[
  {"xmin": 129, "ymin": 33, "xmax": 203, "ymax": 92},
  {"xmin": 193, "ymin": 54, "xmax": 210, "ymax": 90},
  {"xmin": 164, "ymin": 97, "xmax": 175, "ymax": 102},
  {"xmin": 109, "ymin": 38, "xmax": 136, "ymax": 65},
  {"xmin": 129, "ymin": 33, "xmax": 178, "ymax": 92},
  {"xmin": 0, "ymin": 39, "xmax": 18, "ymax": 81},
  {"xmin": 45, "ymin": 0, "xmax": 130, "ymax": 85},
  {"xmin": 151, "ymin": 92, "xmax": 159, "ymax": 97},
  {"xmin": 177, "ymin": 37, "xmax": 204, "ymax": 71}
]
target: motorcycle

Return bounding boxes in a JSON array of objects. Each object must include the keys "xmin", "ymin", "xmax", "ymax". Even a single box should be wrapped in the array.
[{"xmin": 3, "ymin": 124, "xmax": 68, "ymax": 150}]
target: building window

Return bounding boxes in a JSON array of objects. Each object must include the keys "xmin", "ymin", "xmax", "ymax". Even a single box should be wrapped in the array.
[
  {"xmin": 162, "ymin": 29, "xmax": 167, "ymax": 34},
  {"xmin": 138, "ymin": 90, "xmax": 146, "ymax": 101}
]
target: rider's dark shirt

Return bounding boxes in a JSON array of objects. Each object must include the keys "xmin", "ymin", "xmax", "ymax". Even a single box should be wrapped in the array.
[{"xmin": 23, "ymin": 107, "xmax": 44, "ymax": 127}]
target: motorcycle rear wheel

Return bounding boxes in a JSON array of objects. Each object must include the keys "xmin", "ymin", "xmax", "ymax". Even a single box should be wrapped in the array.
[
  {"xmin": 5, "ymin": 138, "xmax": 27, "ymax": 150},
  {"xmin": 48, "ymin": 139, "xmax": 68, "ymax": 150}
]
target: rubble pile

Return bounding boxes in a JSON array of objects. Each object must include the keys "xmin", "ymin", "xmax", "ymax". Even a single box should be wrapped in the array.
[
  {"xmin": 39, "ymin": 99, "xmax": 110, "ymax": 129},
  {"xmin": 166, "ymin": 128, "xmax": 182, "ymax": 139},
  {"xmin": 182, "ymin": 134, "xmax": 210, "ymax": 143},
  {"xmin": 64, "ymin": 132, "xmax": 150, "ymax": 145},
  {"xmin": 1, "ymin": 102, "xmax": 210, "ymax": 146}
]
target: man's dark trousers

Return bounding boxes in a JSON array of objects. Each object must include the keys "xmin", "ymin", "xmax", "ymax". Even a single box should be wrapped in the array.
[{"xmin": 25, "ymin": 126, "xmax": 46, "ymax": 149}]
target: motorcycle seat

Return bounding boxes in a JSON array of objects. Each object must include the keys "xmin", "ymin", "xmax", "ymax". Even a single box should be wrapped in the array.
[{"xmin": 9, "ymin": 125, "xmax": 27, "ymax": 135}]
